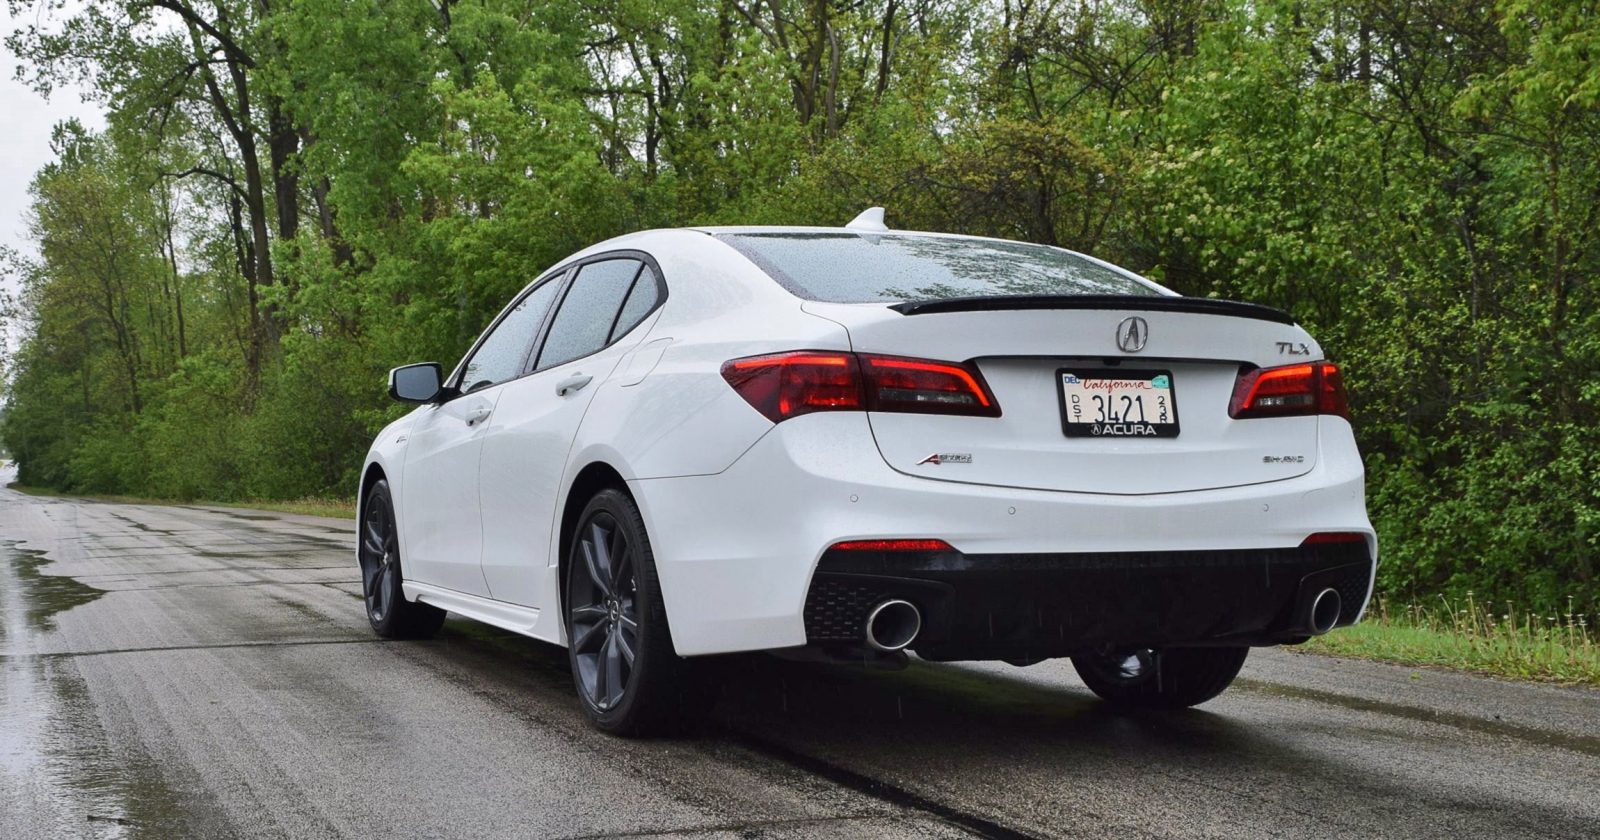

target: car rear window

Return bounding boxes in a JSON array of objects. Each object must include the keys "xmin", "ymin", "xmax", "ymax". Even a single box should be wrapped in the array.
[{"xmin": 719, "ymin": 232, "xmax": 1160, "ymax": 303}]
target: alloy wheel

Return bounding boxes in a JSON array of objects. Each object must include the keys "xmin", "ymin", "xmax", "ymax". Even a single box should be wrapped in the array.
[
  {"xmin": 359, "ymin": 497, "xmax": 398, "ymax": 623},
  {"xmin": 568, "ymin": 512, "xmax": 640, "ymax": 711}
]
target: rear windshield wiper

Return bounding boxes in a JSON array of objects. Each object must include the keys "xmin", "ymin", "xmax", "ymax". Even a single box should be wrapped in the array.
[{"xmin": 889, "ymin": 294, "xmax": 1296, "ymax": 325}]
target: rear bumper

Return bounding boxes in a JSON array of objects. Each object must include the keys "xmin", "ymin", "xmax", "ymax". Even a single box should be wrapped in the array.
[
  {"xmin": 632, "ymin": 413, "xmax": 1374, "ymax": 657},
  {"xmin": 806, "ymin": 542, "xmax": 1373, "ymax": 661}
]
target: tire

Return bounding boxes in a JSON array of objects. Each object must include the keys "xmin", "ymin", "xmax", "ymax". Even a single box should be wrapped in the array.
[
  {"xmin": 1071, "ymin": 646, "xmax": 1249, "ymax": 710},
  {"xmin": 358, "ymin": 479, "xmax": 446, "ymax": 639},
  {"xmin": 564, "ymin": 488, "xmax": 707, "ymax": 736}
]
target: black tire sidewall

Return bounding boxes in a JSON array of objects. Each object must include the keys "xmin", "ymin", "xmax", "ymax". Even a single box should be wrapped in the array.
[{"xmin": 1073, "ymin": 646, "xmax": 1249, "ymax": 710}]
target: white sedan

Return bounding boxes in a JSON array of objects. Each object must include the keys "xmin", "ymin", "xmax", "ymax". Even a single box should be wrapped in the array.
[{"xmin": 358, "ymin": 210, "xmax": 1376, "ymax": 734}]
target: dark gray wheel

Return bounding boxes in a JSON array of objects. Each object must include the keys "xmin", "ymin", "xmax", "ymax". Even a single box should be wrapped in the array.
[
  {"xmin": 569, "ymin": 507, "xmax": 639, "ymax": 712},
  {"xmin": 359, "ymin": 480, "xmax": 446, "ymax": 639},
  {"xmin": 1072, "ymin": 646, "xmax": 1248, "ymax": 709},
  {"xmin": 565, "ymin": 488, "xmax": 708, "ymax": 735}
]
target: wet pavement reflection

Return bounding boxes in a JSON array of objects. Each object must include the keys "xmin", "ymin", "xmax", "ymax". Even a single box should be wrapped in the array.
[
  {"xmin": 2, "ymin": 476, "xmax": 1598, "ymax": 839},
  {"xmin": 1, "ymin": 541, "xmax": 104, "ymax": 638},
  {"xmin": 1, "ymin": 541, "xmax": 193, "ymax": 837}
]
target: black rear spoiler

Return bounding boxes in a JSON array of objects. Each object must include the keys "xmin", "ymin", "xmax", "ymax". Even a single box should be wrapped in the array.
[{"xmin": 889, "ymin": 294, "xmax": 1296, "ymax": 325}]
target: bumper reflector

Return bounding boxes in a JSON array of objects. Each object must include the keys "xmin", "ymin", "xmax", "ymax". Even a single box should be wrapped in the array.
[
  {"xmin": 1300, "ymin": 532, "xmax": 1367, "ymax": 546},
  {"xmin": 830, "ymin": 539, "xmax": 956, "ymax": 552}
]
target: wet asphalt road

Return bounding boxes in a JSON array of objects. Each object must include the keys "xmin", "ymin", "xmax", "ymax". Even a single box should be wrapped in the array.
[{"xmin": 2, "ymin": 470, "xmax": 1598, "ymax": 839}]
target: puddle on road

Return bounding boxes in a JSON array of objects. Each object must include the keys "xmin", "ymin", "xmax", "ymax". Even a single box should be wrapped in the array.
[
  {"xmin": 1, "ymin": 541, "xmax": 194, "ymax": 836},
  {"xmin": 0, "ymin": 542, "xmax": 104, "ymax": 641}
]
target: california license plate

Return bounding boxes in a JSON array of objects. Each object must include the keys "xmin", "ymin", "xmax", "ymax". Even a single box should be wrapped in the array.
[{"xmin": 1058, "ymin": 370, "xmax": 1179, "ymax": 438}]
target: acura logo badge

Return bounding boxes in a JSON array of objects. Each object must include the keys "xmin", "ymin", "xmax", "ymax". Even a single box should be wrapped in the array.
[{"xmin": 1116, "ymin": 316, "xmax": 1149, "ymax": 352}]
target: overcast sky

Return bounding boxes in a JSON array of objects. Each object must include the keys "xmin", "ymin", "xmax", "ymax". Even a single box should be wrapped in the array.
[
  {"xmin": 1, "ymin": 5, "xmax": 104, "ymax": 353},
  {"xmin": 2, "ymin": 5, "xmax": 106, "ymax": 261}
]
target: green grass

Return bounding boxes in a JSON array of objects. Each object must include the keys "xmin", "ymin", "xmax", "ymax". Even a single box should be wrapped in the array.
[
  {"xmin": 211, "ymin": 497, "xmax": 357, "ymax": 519},
  {"xmin": 5, "ymin": 483, "xmax": 356, "ymax": 519},
  {"xmin": 1303, "ymin": 594, "xmax": 1600, "ymax": 686}
]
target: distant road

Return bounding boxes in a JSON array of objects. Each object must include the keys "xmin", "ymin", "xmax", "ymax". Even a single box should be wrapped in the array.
[{"xmin": 3, "ymin": 468, "xmax": 1597, "ymax": 838}]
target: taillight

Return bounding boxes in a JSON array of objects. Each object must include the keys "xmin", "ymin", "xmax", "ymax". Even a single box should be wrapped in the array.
[
  {"xmin": 859, "ymin": 354, "xmax": 1000, "ymax": 417},
  {"xmin": 721, "ymin": 351, "xmax": 1000, "ymax": 423},
  {"xmin": 719, "ymin": 352, "xmax": 863, "ymax": 423},
  {"xmin": 1229, "ymin": 361, "xmax": 1349, "ymax": 419}
]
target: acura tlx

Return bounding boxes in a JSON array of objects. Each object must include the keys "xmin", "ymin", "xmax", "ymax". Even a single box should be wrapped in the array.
[{"xmin": 358, "ymin": 208, "xmax": 1375, "ymax": 735}]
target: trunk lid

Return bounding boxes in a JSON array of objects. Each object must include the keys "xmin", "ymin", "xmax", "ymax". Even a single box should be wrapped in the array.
[{"xmin": 803, "ymin": 301, "xmax": 1323, "ymax": 495}]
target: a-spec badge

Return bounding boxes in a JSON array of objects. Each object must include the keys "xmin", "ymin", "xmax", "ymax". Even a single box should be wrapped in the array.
[{"xmin": 917, "ymin": 453, "xmax": 973, "ymax": 466}]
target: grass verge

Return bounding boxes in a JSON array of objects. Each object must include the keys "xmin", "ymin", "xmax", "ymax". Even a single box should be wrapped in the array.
[
  {"xmin": 5, "ymin": 483, "xmax": 356, "ymax": 519},
  {"xmin": 1302, "ymin": 594, "xmax": 1599, "ymax": 687}
]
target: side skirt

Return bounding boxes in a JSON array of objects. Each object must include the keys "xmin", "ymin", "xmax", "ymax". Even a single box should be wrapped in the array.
[{"xmin": 403, "ymin": 581, "xmax": 544, "ymax": 639}]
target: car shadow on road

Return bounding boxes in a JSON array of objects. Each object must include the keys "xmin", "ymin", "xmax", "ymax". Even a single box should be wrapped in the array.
[
  {"xmin": 390, "ymin": 617, "xmax": 1599, "ymax": 837},
  {"xmin": 708, "ymin": 652, "xmax": 1260, "ymax": 753},
  {"xmin": 431, "ymin": 616, "xmax": 1260, "ymax": 755}
]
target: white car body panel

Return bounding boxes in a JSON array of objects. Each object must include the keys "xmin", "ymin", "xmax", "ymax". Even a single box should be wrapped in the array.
[
  {"xmin": 636, "ymin": 412, "xmax": 1371, "ymax": 655},
  {"xmin": 399, "ymin": 390, "xmax": 498, "ymax": 595},
  {"xmin": 404, "ymin": 579, "xmax": 541, "ymax": 635},
  {"xmin": 803, "ymin": 302, "xmax": 1325, "ymax": 494},
  {"xmin": 584, "ymin": 235, "xmax": 851, "ymax": 481},
  {"xmin": 477, "ymin": 340, "xmax": 627, "ymax": 609},
  {"xmin": 360, "ymin": 223, "xmax": 1377, "ymax": 661}
]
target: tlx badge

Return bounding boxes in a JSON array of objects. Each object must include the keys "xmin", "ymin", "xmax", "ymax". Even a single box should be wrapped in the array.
[{"xmin": 917, "ymin": 453, "xmax": 973, "ymax": 466}]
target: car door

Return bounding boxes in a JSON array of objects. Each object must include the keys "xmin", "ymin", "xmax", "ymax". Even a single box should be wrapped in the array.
[
  {"xmin": 401, "ymin": 275, "xmax": 564, "ymax": 594},
  {"xmin": 479, "ymin": 256, "xmax": 665, "ymax": 607}
]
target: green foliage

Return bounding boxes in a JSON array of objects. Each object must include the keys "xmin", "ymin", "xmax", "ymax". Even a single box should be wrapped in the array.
[
  {"xmin": 1304, "ymin": 594, "xmax": 1599, "ymax": 686},
  {"xmin": 2, "ymin": 0, "xmax": 1598, "ymax": 615}
]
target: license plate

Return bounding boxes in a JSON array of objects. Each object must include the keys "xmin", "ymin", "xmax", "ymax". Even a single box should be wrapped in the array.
[{"xmin": 1058, "ymin": 370, "xmax": 1179, "ymax": 438}]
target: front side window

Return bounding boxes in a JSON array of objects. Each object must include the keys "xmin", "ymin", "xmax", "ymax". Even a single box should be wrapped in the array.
[
  {"xmin": 720, "ymin": 233, "xmax": 1161, "ymax": 303},
  {"xmin": 536, "ymin": 259, "xmax": 643, "ymax": 371},
  {"xmin": 459, "ymin": 278, "xmax": 561, "ymax": 393}
]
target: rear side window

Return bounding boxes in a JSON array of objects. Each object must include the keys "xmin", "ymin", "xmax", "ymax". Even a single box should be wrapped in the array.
[
  {"xmin": 609, "ymin": 264, "xmax": 661, "ymax": 342},
  {"xmin": 537, "ymin": 259, "xmax": 643, "ymax": 371},
  {"xmin": 721, "ymin": 233, "xmax": 1159, "ymax": 303}
]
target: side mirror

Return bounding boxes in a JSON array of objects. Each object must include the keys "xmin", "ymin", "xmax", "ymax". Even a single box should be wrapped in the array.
[{"xmin": 388, "ymin": 363, "xmax": 444, "ymax": 403}]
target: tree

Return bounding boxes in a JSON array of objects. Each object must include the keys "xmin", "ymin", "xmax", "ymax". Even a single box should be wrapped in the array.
[{"xmin": 1, "ymin": 0, "xmax": 1596, "ymax": 612}]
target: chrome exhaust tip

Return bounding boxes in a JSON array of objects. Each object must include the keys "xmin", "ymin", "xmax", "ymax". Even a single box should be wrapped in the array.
[
  {"xmin": 865, "ymin": 599, "xmax": 922, "ymax": 652},
  {"xmin": 1308, "ymin": 587, "xmax": 1342, "ymax": 635}
]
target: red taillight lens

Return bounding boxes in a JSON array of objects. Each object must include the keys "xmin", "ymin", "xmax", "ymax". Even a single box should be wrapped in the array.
[
  {"xmin": 721, "ymin": 351, "xmax": 1001, "ymax": 423},
  {"xmin": 830, "ymin": 539, "xmax": 956, "ymax": 552},
  {"xmin": 1229, "ymin": 361, "xmax": 1349, "ymax": 419},
  {"xmin": 859, "ymin": 354, "xmax": 1000, "ymax": 417},
  {"xmin": 719, "ymin": 351, "xmax": 863, "ymax": 423}
]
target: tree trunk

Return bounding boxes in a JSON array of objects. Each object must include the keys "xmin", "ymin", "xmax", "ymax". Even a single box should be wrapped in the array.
[
  {"xmin": 874, "ymin": 0, "xmax": 897, "ymax": 101},
  {"xmin": 268, "ymin": 100, "xmax": 301, "ymax": 269}
]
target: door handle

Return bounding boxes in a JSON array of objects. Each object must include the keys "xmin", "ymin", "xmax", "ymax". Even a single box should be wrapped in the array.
[
  {"xmin": 555, "ymin": 373, "xmax": 593, "ymax": 397},
  {"xmin": 464, "ymin": 406, "xmax": 493, "ymax": 426}
]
